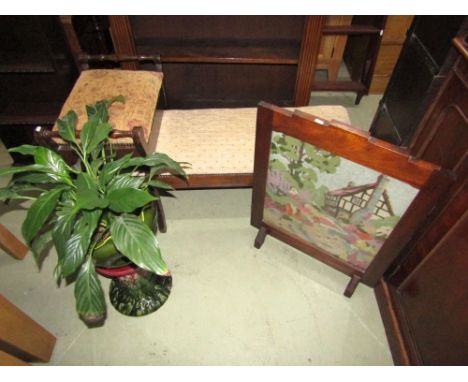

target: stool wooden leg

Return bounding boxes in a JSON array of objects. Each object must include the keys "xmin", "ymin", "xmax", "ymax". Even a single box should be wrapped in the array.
[
  {"xmin": 150, "ymin": 189, "xmax": 167, "ymax": 233},
  {"xmin": 0, "ymin": 294, "xmax": 56, "ymax": 363},
  {"xmin": 254, "ymin": 226, "xmax": 269, "ymax": 249},
  {"xmin": 344, "ymin": 274, "xmax": 362, "ymax": 298},
  {"xmin": 155, "ymin": 198, "xmax": 167, "ymax": 233},
  {"xmin": 0, "ymin": 224, "xmax": 28, "ymax": 260}
]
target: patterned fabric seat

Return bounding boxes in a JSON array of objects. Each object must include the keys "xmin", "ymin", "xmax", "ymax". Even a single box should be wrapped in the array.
[
  {"xmin": 155, "ymin": 106, "xmax": 351, "ymax": 176},
  {"xmin": 52, "ymin": 69, "xmax": 163, "ymax": 146},
  {"xmin": 49, "ymin": 68, "xmax": 351, "ymax": 186}
]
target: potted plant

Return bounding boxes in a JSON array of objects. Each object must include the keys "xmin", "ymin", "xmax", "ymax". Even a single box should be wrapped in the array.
[{"xmin": 0, "ymin": 96, "xmax": 186, "ymax": 326}]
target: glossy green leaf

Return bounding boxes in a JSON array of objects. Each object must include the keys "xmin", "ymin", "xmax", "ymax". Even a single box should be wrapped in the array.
[
  {"xmin": 30, "ymin": 229, "xmax": 53, "ymax": 267},
  {"xmin": 57, "ymin": 110, "xmax": 78, "ymax": 144},
  {"xmin": 127, "ymin": 152, "xmax": 187, "ymax": 178},
  {"xmin": 148, "ymin": 179, "xmax": 175, "ymax": 191},
  {"xmin": 81, "ymin": 114, "xmax": 112, "ymax": 155},
  {"xmin": 107, "ymin": 173, "xmax": 145, "ymax": 191},
  {"xmin": 8, "ymin": 144, "xmax": 40, "ymax": 156},
  {"xmin": 0, "ymin": 164, "xmax": 47, "ymax": 177},
  {"xmin": 76, "ymin": 190, "xmax": 109, "ymax": 210},
  {"xmin": 85, "ymin": 95, "xmax": 125, "ymax": 122},
  {"xmin": 110, "ymin": 214, "xmax": 169, "ymax": 276},
  {"xmin": 32, "ymin": 147, "xmax": 72, "ymax": 185},
  {"xmin": 53, "ymin": 212, "xmax": 77, "ymax": 269},
  {"xmin": 99, "ymin": 153, "xmax": 132, "ymax": 186},
  {"xmin": 107, "ymin": 188, "xmax": 155, "ymax": 213},
  {"xmin": 13, "ymin": 172, "xmax": 54, "ymax": 184},
  {"xmin": 75, "ymin": 173, "xmax": 108, "ymax": 210},
  {"xmin": 74, "ymin": 257, "xmax": 106, "ymax": 322},
  {"xmin": 22, "ymin": 187, "xmax": 65, "ymax": 244},
  {"xmin": 61, "ymin": 210, "xmax": 101, "ymax": 277}
]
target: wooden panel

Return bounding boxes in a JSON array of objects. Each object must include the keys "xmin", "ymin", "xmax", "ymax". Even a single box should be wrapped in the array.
[
  {"xmin": 294, "ymin": 16, "xmax": 325, "ymax": 106},
  {"xmin": 109, "ymin": 16, "xmax": 137, "ymax": 70},
  {"xmin": 373, "ymin": 45, "xmax": 404, "ymax": 75},
  {"xmin": 0, "ymin": 295, "xmax": 56, "ymax": 363},
  {"xmin": 382, "ymin": 16, "xmax": 414, "ymax": 44},
  {"xmin": 396, "ymin": 184, "xmax": 468, "ymax": 365},
  {"xmin": 369, "ymin": 75, "xmax": 390, "ymax": 94},
  {"xmin": 375, "ymin": 35, "xmax": 468, "ymax": 366},
  {"xmin": 410, "ymin": 54, "xmax": 468, "ymax": 170},
  {"xmin": 0, "ymin": 350, "xmax": 30, "ymax": 366}
]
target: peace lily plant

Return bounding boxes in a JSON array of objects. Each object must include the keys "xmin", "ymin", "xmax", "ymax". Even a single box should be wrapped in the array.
[{"xmin": 0, "ymin": 96, "xmax": 186, "ymax": 325}]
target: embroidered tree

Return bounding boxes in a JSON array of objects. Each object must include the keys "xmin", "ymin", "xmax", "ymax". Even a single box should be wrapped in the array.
[{"xmin": 269, "ymin": 132, "xmax": 341, "ymax": 206}]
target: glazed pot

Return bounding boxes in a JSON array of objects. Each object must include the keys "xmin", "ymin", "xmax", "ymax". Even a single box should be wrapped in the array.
[{"xmin": 93, "ymin": 205, "xmax": 156, "ymax": 276}]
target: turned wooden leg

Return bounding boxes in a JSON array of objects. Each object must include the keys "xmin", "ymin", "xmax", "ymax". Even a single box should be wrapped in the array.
[
  {"xmin": 254, "ymin": 226, "xmax": 269, "ymax": 249},
  {"xmin": 344, "ymin": 274, "xmax": 362, "ymax": 298},
  {"xmin": 0, "ymin": 224, "xmax": 28, "ymax": 260}
]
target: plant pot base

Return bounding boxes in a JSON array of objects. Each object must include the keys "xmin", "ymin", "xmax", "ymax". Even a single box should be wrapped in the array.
[{"xmin": 109, "ymin": 269, "xmax": 172, "ymax": 317}]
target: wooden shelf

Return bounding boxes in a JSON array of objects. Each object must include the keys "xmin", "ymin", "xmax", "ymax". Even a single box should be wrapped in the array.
[
  {"xmin": 135, "ymin": 38, "xmax": 301, "ymax": 65},
  {"xmin": 323, "ymin": 25, "xmax": 382, "ymax": 35},
  {"xmin": 0, "ymin": 101, "xmax": 61, "ymax": 125},
  {"xmin": 312, "ymin": 80, "xmax": 367, "ymax": 92},
  {"xmin": 0, "ymin": 53, "xmax": 55, "ymax": 73}
]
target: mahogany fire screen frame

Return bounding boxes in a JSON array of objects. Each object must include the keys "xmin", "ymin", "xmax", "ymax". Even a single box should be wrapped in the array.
[{"xmin": 251, "ymin": 102, "xmax": 452, "ymax": 297}]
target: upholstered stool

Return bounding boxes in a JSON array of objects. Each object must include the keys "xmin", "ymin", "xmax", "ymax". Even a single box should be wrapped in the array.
[
  {"xmin": 154, "ymin": 105, "xmax": 351, "ymax": 188},
  {"xmin": 47, "ymin": 69, "xmax": 163, "ymax": 155}
]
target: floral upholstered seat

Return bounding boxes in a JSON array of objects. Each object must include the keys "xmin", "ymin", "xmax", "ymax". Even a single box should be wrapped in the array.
[{"xmin": 52, "ymin": 69, "xmax": 163, "ymax": 146}]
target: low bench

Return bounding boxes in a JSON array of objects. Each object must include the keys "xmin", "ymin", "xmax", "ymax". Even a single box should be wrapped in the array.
[{"xmin": 36, "ymin": 69, "xmax": 351, "ymax": 189}]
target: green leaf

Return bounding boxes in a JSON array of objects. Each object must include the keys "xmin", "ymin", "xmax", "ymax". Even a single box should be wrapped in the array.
[
  {"xmin": 148, "ymin": 179, "xmax": 174, "ymax": 191},
  {"xmin": 99, "ymin": 153, "xmax": 132, "ymax": 186},
  {"xmin": 22, "ymin": 187, "xmax": 65, "ymax": 244},
  {"xmin": 107, "ymin": 173, "xmax": 145, "ymax": 191},
  {"xmin": 81, "ymin": 115, "xmax": 112, "ymax": 155},
  {"xmin": 53, "ymin": 212, "xmax": 78, "ymax": 270},
  {"xmin": 13, "ymin": 172, "xmax": 54, "ymax": 184},
  {"xmin": 75, "ymin": 173, "xmax": 108, "ymax": 210},
  {"xmin": 110, "ymin": 214, "xmax": 169, "ymax": 276},
  {"xmin": 85, "ymin": 95, "xmax": 125, "ymax": 123},
  {"xmin": 30, "ymin": 229, "xmax": 53, "ymax": 267},
  {"xmin": 76, "ymin": 190, "xmax": 109, "ymax": 210},
  {"xmin": 61, "ymin": 210, "xmax": 101, "ymax": 277},
  {"xmin": 90, "ymin": 158, "xmax": 104, "ymax": 174},
  {"xmin": 57, "ymin": 110, "xmax": 78, "ymax": 144},
  {"xmin": 75, "ymin": 172, "xmax": 96, "ymax": 194},
  {"xmin": 0, "ymin": 187, "xmax": 32, "ymax": 202},
  {"xmin": 0, "ymin": 164, "xmax": 47, "ymax": 178},
  {"xmin": 74, "ymin": 257, "xmax": 106, "ymax": 322},
  {"xmin": 127, "ymin": 152, "xmax": 187, "ymax": 178},
  {"xmin": 33, "ymin": 147, "xmax": 73, "ymax": 185},
  {"xmin": 8, "ymin": 144, "xmax": 40, "ymax": 156},
  {"xmin": 107, "ymin": 188, "xmax": 155, "ymax": 213}
]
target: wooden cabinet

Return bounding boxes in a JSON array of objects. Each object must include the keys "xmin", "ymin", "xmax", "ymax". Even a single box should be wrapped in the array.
[
  {"xmin": 0, "ymin": 16, "xmax": 78, "ymax": 162},
  {"xmin": 375, "ymin": 35, "xmax": 468, "ymax": 365},
  {"xmin": 369, "ymin": 16, "xmax": 467, "ymax": 146},
  {"xmin": 313, "ymin": 16, "xmax": 387, "ymax": 104},
  {"xmin": 108, "ymin": 16, "xmax": 324, "ymax": 108},
  {"xmin": 370, "ymin": 16, "xmax": 414, "ymax": 94},
  {"xmin": 316, "ymin": 16, "xmax": 353, "ymax": 81}
]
